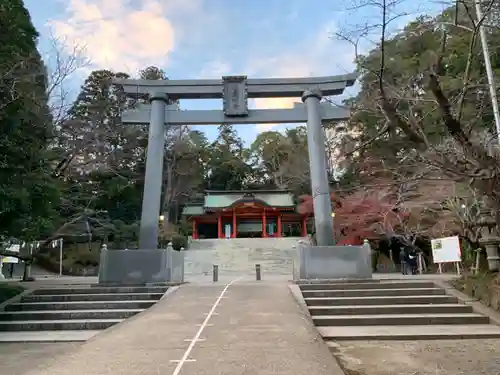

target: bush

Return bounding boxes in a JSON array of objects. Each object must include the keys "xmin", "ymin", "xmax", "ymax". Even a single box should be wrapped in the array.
[
  {"xmin": 73, "ymin": 251, "xmax": 99, "ymax": 267},
  {"xmin": 452, "ymin": 272, "xmax": 500, "ymax": 311},
  {"xmin": 171, "ymin": 234, "xmax": 188, "ymax": 251},
  {"xmin": 0, "ymin": 283, "xmax": 24, "ymax": 303}
]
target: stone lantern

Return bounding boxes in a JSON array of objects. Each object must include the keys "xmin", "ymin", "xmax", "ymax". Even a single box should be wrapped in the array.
[{"xmin": 477, "ymin": 209, "xmax": 500, "ymax": 271}]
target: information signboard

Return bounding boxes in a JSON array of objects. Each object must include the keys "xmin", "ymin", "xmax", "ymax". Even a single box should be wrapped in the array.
[{"xmin": 431, "ymin": 236, "xmax": 461, "ymax": 263}]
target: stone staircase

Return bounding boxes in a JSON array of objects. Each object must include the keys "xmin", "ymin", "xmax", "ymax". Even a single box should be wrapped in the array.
[
  {"xmin": 185, "ymin": 237, "xmax": 300, "ymax": 276},
  {"xmin": 0, "ymin": 285, "xmax": 167, "ymax": 340},
  {"xmin": 298, "ymin": 279, "xmax": 500, "ymax": 341}
]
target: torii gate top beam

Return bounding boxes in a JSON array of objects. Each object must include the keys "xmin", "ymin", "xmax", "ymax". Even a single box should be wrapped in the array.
[{"xmin": 114, "ymin": 73, "xmax": 357, "ymax": 100}]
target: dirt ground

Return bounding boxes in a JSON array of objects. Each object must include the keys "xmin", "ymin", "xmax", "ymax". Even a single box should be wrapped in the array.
[
  {"xmin": 3, "ymin": 339, "xmax": 500, "ymax": 375},
  {"xmin": 330, "ymin": 339, "xmax": 500, "ymax": 375},
  {"xmin": 0, "ymin": 342, "xmax": 79, "ymax": 375}
]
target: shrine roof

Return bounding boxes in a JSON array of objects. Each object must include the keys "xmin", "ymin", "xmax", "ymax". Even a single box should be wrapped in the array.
[
  {"xmin": 204, "ymin": 190, "xmax": 294, "ymax": 208},
  {"xmin": 181, "ymin": 190, "xmax": 296, "ymax": 215},
  {"xmin": 182, "ymin": 206, "xmax": 205, "ymax": 216}
]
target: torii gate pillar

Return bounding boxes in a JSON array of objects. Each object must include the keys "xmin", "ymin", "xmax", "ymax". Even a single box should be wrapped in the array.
[
  {"xmin": 302, "ymin": 89, "xmax": 335, "ymax": 246},
  {"xmin": 140, "ymin": 93, "xmax": 168, "ymax": 249}
]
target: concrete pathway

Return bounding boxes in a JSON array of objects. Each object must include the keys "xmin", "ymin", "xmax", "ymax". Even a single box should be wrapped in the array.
[{"xmin": 18, "ymin": 280, "xmax": 344, "ymax": 375}]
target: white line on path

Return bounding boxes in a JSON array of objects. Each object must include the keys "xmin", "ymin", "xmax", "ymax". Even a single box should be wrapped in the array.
[{"xmin": 171, "ymin": 276, "xmax": 243, "ymax": 375}]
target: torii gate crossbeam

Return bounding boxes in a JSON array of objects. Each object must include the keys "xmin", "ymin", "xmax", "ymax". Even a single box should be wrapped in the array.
[{"xmin": 117, "ymin": 73, "xmax": 357, "ymax": 99}]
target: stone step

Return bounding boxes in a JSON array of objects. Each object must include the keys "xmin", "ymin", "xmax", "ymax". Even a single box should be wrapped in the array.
[
  {"xmin": 312, "ymin": 313, "xmax": 489, "ymax": 326},
  {"xmin": 0, "ymin": 309, "xmax": 144, "ymax": 321},
  {"xmin": 21, "ymin": 293, "xmax": 164, "ymax": 303},
  {"xmin": 5, "ymin": 300, "xmax": 157, "ymax": 311},
  {"xmin": 0, "ymin": 330, "xmax": 102, "ymax": 343},
  {"xmin": 32, "ymin": 286, "xmax": 168, "ymax": 295},
  {"xmin": 299, "ymin": 281, "xmax": 436, "ymax": 291},
  {"xmin": 301, "ymin": 288, "xmax": 445, "ymax": 298},
  {"xmin": 296, "ymin": 279, "xmax": 380, "ymax": 285},
  {"xmin": 0, "ymin": 319, "xmax": 123, "ymax": 331},
  {"xmin": 319, "ymin": 325, "xmax": 500, "ymax": 341},
  {"xmin": 307, "ymin": 304, "xmax": 474, "ymax": 315},
  {"xmin": 305, "ymin": 295, "xmax": 458, "ymax": 306},
  {"xmin": 188, "ymin": 237, "xmax": 301, "ymax": 251}
]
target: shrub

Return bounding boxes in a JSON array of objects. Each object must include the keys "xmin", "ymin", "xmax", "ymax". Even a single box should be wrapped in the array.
[
  {"xmin": 0, "ymin": 283, "xmax": 24, "ymax": 303},
  {"xmin": 171, "ymin": 234, "xmax": 188, "ymax": 251},
  {"xmin": 73, "ymin": 251, "xmax": 99, "ymax": 267}
]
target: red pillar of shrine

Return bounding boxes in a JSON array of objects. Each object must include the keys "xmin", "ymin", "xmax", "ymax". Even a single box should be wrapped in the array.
[
  {"xmin": 277, "ymin": 214, "xmax": 282, "ymax": 237},
  {"xmin": 262, "ymin": 211, "xmax": 267, "ymax": 237},
  {"xmin": 232, "ymin": 210, "xmax": 237, "ymax": 238},
  {"xmin": 301, "ymin": 216, "xmax": 308, "ymax": 237},
  {"xmin": 217, "ymin": 215, "xmax": 223, "ymax": 239},
  {"xmin": 192, "ymin": 218, "xmax": 198, "ymax": 239}
]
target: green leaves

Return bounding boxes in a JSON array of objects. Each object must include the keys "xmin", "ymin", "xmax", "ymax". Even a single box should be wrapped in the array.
[{"xmin": 0, "ymin": 0, "xmax": 59, "ymax": 242}]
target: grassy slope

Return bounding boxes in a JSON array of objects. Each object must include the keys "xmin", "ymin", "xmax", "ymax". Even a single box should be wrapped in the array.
[
  {"xmin": 452, "ymin": 272, "xmax": 500, "ymax": 311},
  {"xmin": 0, "ymin": 283, "xmax": 25, "ymax": 303}
]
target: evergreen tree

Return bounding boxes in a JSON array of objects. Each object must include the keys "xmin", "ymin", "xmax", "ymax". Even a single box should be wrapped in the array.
[
  {"xmin": 57, "ymin": 69, "xmax": 144, "ymax": 223},
  {"xmin": 0, "ymin": 0, "xmax": 59, "ymax": 242},
  {"xmin": 206, "ymin": 124, "xmax": 253, "ymax": 190}
]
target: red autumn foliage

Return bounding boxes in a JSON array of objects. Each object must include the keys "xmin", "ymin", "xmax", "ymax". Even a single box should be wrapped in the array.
[{"xmin": 297, "ymin": 190, "xmax": 409, "ymax": 245}]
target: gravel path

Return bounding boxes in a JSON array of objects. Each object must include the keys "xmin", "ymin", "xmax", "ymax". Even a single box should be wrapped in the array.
[{"xmin": 330, "ymin": 339, "xmax": 500, "ymax": 375}]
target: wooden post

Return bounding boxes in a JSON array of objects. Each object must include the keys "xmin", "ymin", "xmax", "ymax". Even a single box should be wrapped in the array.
[
  {"xmin": 277, "ymin": 214, "xmax": 282, "ymax": 237},
  {"xmin": 262, "ymin": 211, "xmax": 267, "ymax": 237},
  {"xmin": 217, "ymin": 215, "xmax": 223, "ymax": 239},
  {"xmin": 192, "ymin": 218, "xmax": 198, "ymax": 239},
  {"xmin": 232, "ymin": 210, "xmax": 237, "ymax": 238}
]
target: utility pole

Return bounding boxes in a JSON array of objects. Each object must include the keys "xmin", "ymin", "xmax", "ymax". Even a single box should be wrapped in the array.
[{"xmin": 475, "ymin": 0, "xmax": 500, "ymax": 145}]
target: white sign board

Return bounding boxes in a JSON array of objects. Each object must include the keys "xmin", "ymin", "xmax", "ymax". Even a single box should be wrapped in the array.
[
  {"xmin": 431, "ymin": 236, "xmax": 461, "ymax": 263},
  {"xmin": 3, "ymin": 244, "xmax": 20, "ymax": 264}
]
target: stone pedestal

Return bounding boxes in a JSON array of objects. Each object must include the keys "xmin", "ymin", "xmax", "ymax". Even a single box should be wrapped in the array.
[
  {"xmin": 298, "ymin": 241, "xmax": 372, "ymax": 279},
  {"xmin": 479, "ymin": 236, "xmax": 500, "ymax": 271},
  {"xmin": 98, "ymin": 248, "xmax": 185, "ymax": 285}
]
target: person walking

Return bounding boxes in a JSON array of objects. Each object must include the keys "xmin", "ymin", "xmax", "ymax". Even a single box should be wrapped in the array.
[
  {"xmin": 407, "ymin": 249, "xmax": 418, "ymax": 275},
  {"xmin": 399, "ymin": 247, "xmax": 407, "ymax": 275}
]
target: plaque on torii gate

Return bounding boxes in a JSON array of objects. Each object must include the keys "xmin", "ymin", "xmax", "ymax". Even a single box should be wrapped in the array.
[{"xmin": 114, "ymin": 73, "xmax": 357, "ymax": 250}]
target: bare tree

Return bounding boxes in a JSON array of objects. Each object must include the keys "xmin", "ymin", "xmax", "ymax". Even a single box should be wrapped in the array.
[
  {"xmin": 336, "ymin": 0, "xmax": 500, "ymax": 255},
  {"xmin": 44, "ymin": 32, "xmax": 90, "ymax": 128}
]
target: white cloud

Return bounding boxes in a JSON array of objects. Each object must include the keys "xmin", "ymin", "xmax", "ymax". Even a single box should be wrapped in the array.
[
  {"xmin": 254, "ymin": 123, "xmax": 280, "ymax": 133},
  {"xmin": 252, "ymin": 98, "xmax": 301, "ymax": 132},
  {"xmin": 48, "ymin": 0, "xmax": 203, "ymax": 74},
  {"xmin": 197, "ymin": 59, "xmax": 233, "ymax": 78},
  {"xmin": 244, "ymin": 20, "xmax": 356, "ymax": 133}
]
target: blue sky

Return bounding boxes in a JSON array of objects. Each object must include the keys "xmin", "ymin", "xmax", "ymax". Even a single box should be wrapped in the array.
[{"xmin": 25, "ymin": 0, "xmax": 447, "ymax": 143}]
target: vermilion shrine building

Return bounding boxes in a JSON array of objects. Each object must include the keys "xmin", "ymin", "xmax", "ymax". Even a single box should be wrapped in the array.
[{"xmin": 182, "ymin": 190, "xmax": 309, "ymax": 239}]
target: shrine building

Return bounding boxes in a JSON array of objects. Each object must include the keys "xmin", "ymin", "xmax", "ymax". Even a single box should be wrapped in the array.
[{"xmin": 181, "ymin": 190, "xmax": 309, "ymax": 239}]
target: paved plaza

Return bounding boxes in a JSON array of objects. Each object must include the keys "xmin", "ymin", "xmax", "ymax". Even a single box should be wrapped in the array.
[
  {"xmin": 1, "ymin": 280, "xmax": 344, "ymax": 375},
  {"xmin": 2, "ymin": 275, "xmax": 500, "ymax": 375}
]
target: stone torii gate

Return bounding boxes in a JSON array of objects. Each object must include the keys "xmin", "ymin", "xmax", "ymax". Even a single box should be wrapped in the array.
[{"xmin": 115, "ymin": 74, "xmax": 357, "ymax": 250}]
